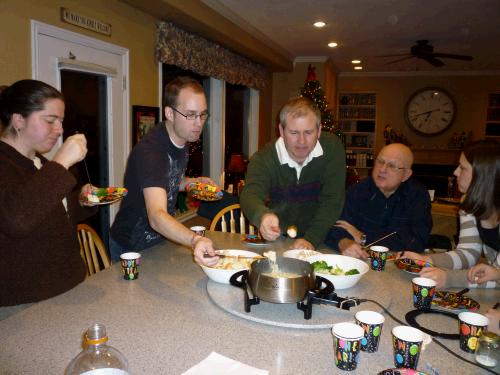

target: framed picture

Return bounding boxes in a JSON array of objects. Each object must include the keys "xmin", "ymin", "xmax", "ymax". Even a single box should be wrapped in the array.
[{"xmin": 132, "ymin": 105, "xmax": 160, "ymax": 145}]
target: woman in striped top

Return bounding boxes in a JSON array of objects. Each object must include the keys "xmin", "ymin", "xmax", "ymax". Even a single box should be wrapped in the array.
[{"xmin": 403, "ymin": 139, "xmax": 499, "ymax": 289}]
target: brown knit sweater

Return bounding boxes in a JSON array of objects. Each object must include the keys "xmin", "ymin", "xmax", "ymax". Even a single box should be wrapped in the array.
[{"xmin": 0, "ymin": 141, "xmax": 92, "ymax": 306}]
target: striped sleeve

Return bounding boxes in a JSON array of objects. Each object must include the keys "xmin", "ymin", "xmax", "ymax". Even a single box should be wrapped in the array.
[{"xmin": 430, "ymin": 212, "xmax": 482, "ymax": 270}]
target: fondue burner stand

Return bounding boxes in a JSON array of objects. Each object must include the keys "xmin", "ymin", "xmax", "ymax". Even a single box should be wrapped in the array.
[{"xmin": 230, "ymin": 271, "xmax": 363, "ymax": 320}]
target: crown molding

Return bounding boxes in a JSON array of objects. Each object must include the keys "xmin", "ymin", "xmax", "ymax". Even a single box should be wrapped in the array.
[
  {"xmin": 339, "ymin": 70, "xmax": 500, "ymax": 77},
  {"xmin": 294, "ymin": 56, "xmax": 329, "ymax": 65}
]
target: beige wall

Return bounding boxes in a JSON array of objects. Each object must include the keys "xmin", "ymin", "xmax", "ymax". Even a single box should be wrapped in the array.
[
  {"xmin": 338, "ymin": 74, "xmax": 500, "ymax": 153},
  {"xmin": 0, "ymin": 0, "xmax": 158, "ymax": 108}
]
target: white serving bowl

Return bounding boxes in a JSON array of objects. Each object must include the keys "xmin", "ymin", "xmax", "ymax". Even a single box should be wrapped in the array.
[
  {"xmin": 307, "ymin": 254, "xmax": 369, "ymax": 290},
  {"xmin": 283, "ymin": 249, "xmax": 322, "ymax": 261},
  {"xmin": 200, "ymin": 249, "xmax": 261, "ymax": 284}
]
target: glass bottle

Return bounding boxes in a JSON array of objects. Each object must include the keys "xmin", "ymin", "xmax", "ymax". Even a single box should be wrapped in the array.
[
  {"xmin": 66, "ymin": 323, "xmax": 129, "ymax": 375},
  {"xmin": 475, "ymin": 331, "xmax": 499, "ymax": 368}
]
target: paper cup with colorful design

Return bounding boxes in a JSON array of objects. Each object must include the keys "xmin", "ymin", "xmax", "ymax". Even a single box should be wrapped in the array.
[
  {"xmin": 412, "ymin": 277, "xmax": 436, "ymax": 310},
  {"xmin": 368, "ymin": 246, "xmax": 389, "ymax": 271},
  {"xmin": 355, "ymin": 310, "xmax": 385, "ymax": 353},
  {"xmin": 458, "ymin": 312, "xmax": 489, "ymax": 353},
  {"xmin": 120, "ymin": 252, "xmax": 141, "ymax": 280},
  {"xmin": 331, "ymin": 322, "xmax": 364, "ymax": 371},
  {"xmin": 392, "ymin": 325, "xmax": 424, "ymax": 369}
]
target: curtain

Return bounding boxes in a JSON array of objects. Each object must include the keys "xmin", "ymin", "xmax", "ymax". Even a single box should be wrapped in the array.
[{"xmin": 156, "ymin": 22, "xmax": 266, "ymax": 90}]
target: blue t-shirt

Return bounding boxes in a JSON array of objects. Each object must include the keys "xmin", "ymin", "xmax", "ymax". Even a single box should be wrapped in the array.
[{"xmin": 110, "ymin": 123, "xmax": 188, "ymax": 251}]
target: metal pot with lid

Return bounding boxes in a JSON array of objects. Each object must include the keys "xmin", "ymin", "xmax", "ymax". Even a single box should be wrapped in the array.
[{"xmin": 230, "ymin": 256, "xmax": 333, "ymax": 304}]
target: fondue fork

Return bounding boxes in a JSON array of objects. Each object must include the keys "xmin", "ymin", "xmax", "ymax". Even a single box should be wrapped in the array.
[
  {"xmin": 203, "ymin": 253, "xmax": 266, "ymax": 260},
  {"xmin": 362, "ymin": 231, "xmax": 397, "ymax": 249}
]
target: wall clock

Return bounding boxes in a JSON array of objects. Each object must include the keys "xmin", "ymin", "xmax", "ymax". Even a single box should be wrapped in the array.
[{"xmin": 405, "ymin": 87, "xmax": 456, "ymax": 136}]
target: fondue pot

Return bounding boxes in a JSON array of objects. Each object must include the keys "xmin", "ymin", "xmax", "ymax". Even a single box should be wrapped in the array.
[{"xmin": 230, "ymin": 256, "xmax": 334, "ymax": 303}]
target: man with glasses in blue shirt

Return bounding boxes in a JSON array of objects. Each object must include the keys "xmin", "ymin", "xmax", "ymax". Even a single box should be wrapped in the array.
[
  {"xmin": 325, "ymin": 143, "xmax": 432, "ymax": 258},
  {"xmin": 110, "ymin": 76, "xmax": 219, "ymax": 267}
]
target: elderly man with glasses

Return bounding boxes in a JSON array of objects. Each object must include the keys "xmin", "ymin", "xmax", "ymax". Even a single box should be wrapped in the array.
[
  {"xmin": 325, "ymin": 143, "xmax": 432, "ymax": 259},
  {"xmin": 109, "ymin": 76, "xmax": 218, "ymax": 267}
]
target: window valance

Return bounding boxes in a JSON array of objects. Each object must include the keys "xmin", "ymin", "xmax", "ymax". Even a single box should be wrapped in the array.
[{"xmin": 156, "ymin": 22, "xmax": 266, "ymax": 90}]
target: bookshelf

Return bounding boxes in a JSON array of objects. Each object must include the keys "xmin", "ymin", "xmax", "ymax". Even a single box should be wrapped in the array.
[
  {"xmin": 338, "ymin": 93, "xmax": 376, "ymax": 171},
  {"xmin": 485, "ymin": 93, "xmax": 500, "ymax": 139}
]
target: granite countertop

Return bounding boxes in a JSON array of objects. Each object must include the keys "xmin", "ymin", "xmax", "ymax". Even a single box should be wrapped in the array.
[{"xmin": 0, "ymin": 231, "xmax": 497, "ymax": 374}]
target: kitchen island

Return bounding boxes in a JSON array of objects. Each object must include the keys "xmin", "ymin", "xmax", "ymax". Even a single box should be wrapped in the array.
[{"xmin": 0, "ymin": 231, "xmax": 497, "ymax": 374}]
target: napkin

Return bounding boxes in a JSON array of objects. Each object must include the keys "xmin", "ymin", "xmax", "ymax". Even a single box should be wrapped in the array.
[{"xmin": 182, "ymin": 352, "xmax": 269, "ymax": 375}]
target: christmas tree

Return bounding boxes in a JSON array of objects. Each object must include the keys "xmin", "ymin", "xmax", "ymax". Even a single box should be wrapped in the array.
[{"xmin": 300, "ymin": 64, "xmax": 344, "ymax": 142}]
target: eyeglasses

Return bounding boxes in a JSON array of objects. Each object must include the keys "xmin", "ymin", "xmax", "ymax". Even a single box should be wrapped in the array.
[
  {"xmin": 171, "ymin": 107, "xmax": 209, "ymax": 121},
  {"xmin": 375, "ymin": 158, "xmax": 407, "ymax": 172}
]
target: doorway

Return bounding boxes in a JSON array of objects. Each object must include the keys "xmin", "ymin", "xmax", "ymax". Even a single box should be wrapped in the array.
[
  {"xmin": 32, "ymin": 20, "xmax": 130, "ymax": 241},
  {"xmin": 61, "ymin": 70, "xmax": 110, "ymax": 244}
]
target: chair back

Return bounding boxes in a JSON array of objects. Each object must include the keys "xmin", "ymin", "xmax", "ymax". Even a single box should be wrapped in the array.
[
  {"xmin": 77, "ymin": 224, "xmax": 111, "ymax": 276},
  {"xmin": 209, "ymin": 203, "xmax": 257, "ymax": 234}
]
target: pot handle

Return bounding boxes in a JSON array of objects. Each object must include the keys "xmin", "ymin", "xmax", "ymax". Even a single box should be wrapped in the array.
[
  {"xmin": 229, "ymin": 269, "xmax": 248, "ymax": 289},
  {"xmin": 314, "ymin": 275, "xmax": 335, "ymax": 296}
]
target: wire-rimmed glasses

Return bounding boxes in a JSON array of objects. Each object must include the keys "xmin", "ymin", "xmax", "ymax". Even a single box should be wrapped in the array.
[
  {"xmin": 172, "ymin": 107, "xmax": 209, "ymax": 121},
  {"xmin": 375, "ymin": 157, "xmax": 407, "ymax": 172}
]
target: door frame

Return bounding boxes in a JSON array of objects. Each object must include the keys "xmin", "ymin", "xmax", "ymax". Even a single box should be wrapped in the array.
[{"xmin": 31, "ymin": 20, "xmax": 130, "ymax": 223}]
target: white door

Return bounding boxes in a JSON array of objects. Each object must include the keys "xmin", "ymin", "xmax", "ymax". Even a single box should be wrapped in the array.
[{"xmin": 32, "ymin": 20, "xmax": 129, "ymax": 223}]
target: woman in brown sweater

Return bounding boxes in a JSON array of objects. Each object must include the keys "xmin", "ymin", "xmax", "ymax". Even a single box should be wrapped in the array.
[{"xmin": 0, "ymin": 79, "xmax": 94, "ymax": 307}]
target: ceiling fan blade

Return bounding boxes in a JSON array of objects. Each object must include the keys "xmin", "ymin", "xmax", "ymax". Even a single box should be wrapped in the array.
[
  {"xmin": 420, "ymin": 55, "xmax": 445, "ymax": 67},
  {"xmin": 375, "ymin": 53, "xmax": 411, "ymax": 58},
  {"xmin": 385, "ymin": 56, "xmax": 414, "ymax": 65},
  {"xmin": 431, "ymin": 53, "xmax": 473, "ymax": 61}
]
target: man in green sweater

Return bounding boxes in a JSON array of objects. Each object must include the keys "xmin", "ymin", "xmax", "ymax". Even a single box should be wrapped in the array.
[{"xmin": 240, "ymin": 97, "xmax": 345, "ymax": 249}]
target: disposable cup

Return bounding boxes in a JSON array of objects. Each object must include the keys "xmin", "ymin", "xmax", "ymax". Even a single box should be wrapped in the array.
[
  {"xmin": 355, "ymin": 310, "xmax": 385, "ymax": 353},
  {"xmin": 369, "ymin": 246, "xmax": 389, "ymax": 271},
  {"xmin": 331, "ymin": 322, "xmax": 364, "ymax": 371},
  {"xmin": 458, "ymin": 312, "xmax": 489, "ymax": 353},
  {"xmin": 120, "ymin": 252, "xmax": 141, "ymax": 280}
]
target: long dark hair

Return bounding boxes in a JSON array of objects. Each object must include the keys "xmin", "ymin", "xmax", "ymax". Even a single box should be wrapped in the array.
[
  {"xmin": 461, "ymin": 139, "xmax": 500, "ymax": 220},
  {"xmin": 0, "ymin": 79, "xmax": 63, "ymax": 136}
]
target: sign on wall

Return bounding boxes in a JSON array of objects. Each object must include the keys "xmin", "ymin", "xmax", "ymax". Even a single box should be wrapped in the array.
[{"xmin": 61, "ymin": 8, "xmax": 112, "ymax": 36}]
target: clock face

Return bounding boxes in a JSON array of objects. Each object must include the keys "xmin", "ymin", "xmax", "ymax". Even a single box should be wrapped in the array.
[{"xmin": 405, "ymin": 88, "xmax": 456, "ymax": 136}]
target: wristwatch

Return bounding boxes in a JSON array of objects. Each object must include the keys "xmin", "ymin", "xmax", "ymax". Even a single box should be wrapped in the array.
[{"xmin": 359, "ymin": 234, "xmax": 367, "ymax": 247}]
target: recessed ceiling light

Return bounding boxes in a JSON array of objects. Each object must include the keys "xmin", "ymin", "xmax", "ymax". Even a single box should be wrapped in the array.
[
  {"xmin": 313, "ymin": 21, "xmax": 326, "ymax": 28},
  {"xmin": 328, "ymin": 42, "xmax": 338, "ymax": 48},
  {"xmin": 354, "ymin": 66, "xmax": 363, "ymax": 70},
  {"xmin": 351, "ymin": 60, "xmax": 361, "ymax": 64}
]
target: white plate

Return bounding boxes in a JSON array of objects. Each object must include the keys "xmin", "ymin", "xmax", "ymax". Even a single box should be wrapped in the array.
[{"xmin": 83, "ymin": 196, "xmax": 124, "ymax": 206}]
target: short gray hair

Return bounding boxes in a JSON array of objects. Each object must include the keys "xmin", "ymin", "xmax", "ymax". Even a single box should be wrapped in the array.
[{"xmin": 279, "ymin": 96, "xmax": 321, "ymax": 129}]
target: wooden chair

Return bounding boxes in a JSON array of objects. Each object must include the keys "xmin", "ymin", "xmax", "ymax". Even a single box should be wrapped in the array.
[
  {"xmin": 77, "ymin": 224, "xmax": 111, "ymax": 276},
  {"xmin": 209, "ymin": 203, "xmax": 257, "ymax": 234}
]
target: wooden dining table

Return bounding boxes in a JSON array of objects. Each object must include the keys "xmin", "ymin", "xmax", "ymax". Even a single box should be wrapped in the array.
[{"xmin": 0, "ymin": 231, "xmax": 498, "ymax": 374}]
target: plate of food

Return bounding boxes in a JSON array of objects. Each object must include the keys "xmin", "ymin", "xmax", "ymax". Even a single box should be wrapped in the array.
[
  {"xmin": 186, "ymin": 182, "xmax": 223, "ymax": 201},
  {"xmin": 431, "ymin": 290, "xmax": 480, "ymax": 313},
  {"xmin": 395, "ymin": 258, "xmax": 432, "ymax": 275},
  {"xmin": 81, "ymin": 186, "xmax": 128, "ymax": 206},
  {"xmin": 283, "ymin": 249, "xmax": 322, "ymax": 261},
  {"xmin": 307, "ymin": 254, "xmax": 369, "ymax": 290},
  {"xmin": 200, "ymin": 249, "xmax": 261, "ymax": 284},
  {"xmin": 378, "ymin": 369, "xmax": 429, "ymax": 375},
  {"xmin": 241, "ymin": 234, "xmax": 269, "ymax": 246}
]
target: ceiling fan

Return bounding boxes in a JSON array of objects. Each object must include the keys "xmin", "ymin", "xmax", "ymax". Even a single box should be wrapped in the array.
[{"xmin": 378, "ymin": 40, "xmax": 473, "ymax": 67}]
